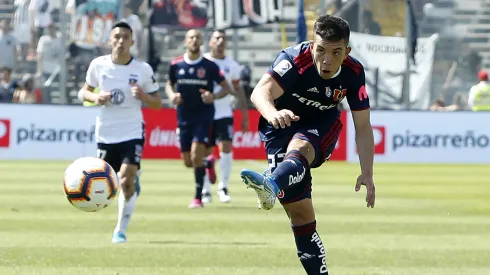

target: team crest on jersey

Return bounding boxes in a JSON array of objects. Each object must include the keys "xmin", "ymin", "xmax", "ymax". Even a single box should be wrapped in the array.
[
  {"xmin": 110, "ymin": 89, "xmax": 125, "ymax": 105},
  {"xmin": 197, "ymin": 68, "xmax": 206, "ymax": 78},
  {"xmin": 224, "ymin": 66, "xmax": 230, "ymax": 73},
  {"xmin": 333, "ymin": 88, "xmax": 347, "ymax": 102},
  {"xmin": 129, "ymin": 78, "xmax": 138, "ymax": 86},
  {"xmin": 325, "ymin": 87, "xmax": 332, "ymax": 97}
]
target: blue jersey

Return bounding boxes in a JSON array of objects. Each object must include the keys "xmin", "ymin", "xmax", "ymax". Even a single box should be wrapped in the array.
[
  {"xmin": 168, "ymin": 54, "xmax": 225, "ymax": 124},
  {"xmin": 260, "ymin": 42, "xmax": 370, "ymax": 137}
]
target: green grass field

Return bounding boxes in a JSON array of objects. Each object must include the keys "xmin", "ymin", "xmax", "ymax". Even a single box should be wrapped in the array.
[{"xmin": 1, "ymin": 160, "xmax": 490, "ymax": 275}]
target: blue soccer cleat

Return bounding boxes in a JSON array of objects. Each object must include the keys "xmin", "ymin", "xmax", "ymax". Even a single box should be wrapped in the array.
[
  {"xmin": 111, "ymin": 232, "xmax": 127, "ymax": 244},
  {"xmin": 262, "ymin": 168, "xmax": 272, "ymax": 177},
  {"xmin": 240, "ymin": 169, "xmax": 279, "ymax": 210}
]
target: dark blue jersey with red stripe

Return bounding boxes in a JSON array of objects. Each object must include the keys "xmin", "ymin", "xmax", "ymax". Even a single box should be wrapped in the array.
[
  {"xmin": 259, "ymin": 42, "xmax": 370, "ymax": 139},
  {"xmin": 168, "ymin": 54, "xmax": 225, "ymax": 124}
]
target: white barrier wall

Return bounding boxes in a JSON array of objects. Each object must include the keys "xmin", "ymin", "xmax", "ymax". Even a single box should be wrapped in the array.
[
  {"xmin": 347, "ymin": 111, "xmax": 490, "ymax": 164},
  {"xmin": 1, "ymin": 104, "xmax": 490, "ymax": 164},
  {"xmin": 0, "ymin": 104, "xmax": 98, "ymax": 160}
]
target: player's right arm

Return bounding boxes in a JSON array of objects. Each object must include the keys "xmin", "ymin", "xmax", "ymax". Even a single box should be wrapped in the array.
[
  {"xmin": 165, "ymin": 62, "xmax": 182, "ymax": 106},
  {"xmin": 77, "ymin": 59, "xmax": 111, "ymax": 105},
  {"xmin": 251, "ymin": 52, "xmax": 299, "ymax": 129}
]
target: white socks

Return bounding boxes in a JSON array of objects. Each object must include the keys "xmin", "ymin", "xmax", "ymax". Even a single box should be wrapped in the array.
[
  {"xmin": 114, "ymin": 191, "xmax": 137, "ymax": 234},
  {"xmin": 218, "ymin": 152, "xmax": 232, "ymax": 190},
  {"xmin": 202, "ymin": 173, "xmax": 212, "ymax": 194}
]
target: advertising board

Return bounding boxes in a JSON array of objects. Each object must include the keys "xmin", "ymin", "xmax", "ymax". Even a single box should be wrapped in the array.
[
  {"xmin": 346, "ymin": 111, "xmax": 490, "ymax": 164},
  {"xmin": 0, "ymin": 104, "xmax": 97, "ymax": 160}
]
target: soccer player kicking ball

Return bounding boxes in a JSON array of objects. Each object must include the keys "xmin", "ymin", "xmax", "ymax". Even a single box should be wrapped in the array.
[
  {"xmin": 78, "ymin": 22, "xmax": 162, "ymax": 243},
  {"xmin": 165, "ymin": 29, "xmax": 233, "ymax": 208},
  {"xmin": 240, "ymin": 15, "xmax": 376, "ymax": 274},
  {"xmin": 201, "ymin": 29, "xmax": 249, "ymax": 204}
]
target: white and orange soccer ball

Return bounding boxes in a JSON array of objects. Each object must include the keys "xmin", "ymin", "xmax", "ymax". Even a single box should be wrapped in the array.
[{"xmin": 63, "ymin": 157, "xmax": 118, "ymax": 212}]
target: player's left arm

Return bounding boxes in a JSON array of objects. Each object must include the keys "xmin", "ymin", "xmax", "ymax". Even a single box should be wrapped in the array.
[
  {"xmin": 133, "ymin": 65, "xmax": 162, "ymax": 109},
  {"xmin": 212, "ymin": 63, "xmax": 232, "ymax": 99},
  {"xmin": 201, "ymin": 64, "xmax": 232, "ymax": 103},
  {"xmin": 346, "ymin": 68, "xmax": 375, "ymax": 208},
  {"xmin": 232, "ymin": 63, "xmax": 249, "ymax": 131}
]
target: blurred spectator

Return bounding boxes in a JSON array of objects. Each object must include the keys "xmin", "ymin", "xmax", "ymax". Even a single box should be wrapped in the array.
[
  {"xmin": 150, "ymin": 0, "xmax": 179, "ymax": 26},
  {"xmin": 468, "ymin": 70, "xmax": 490, "ymax": 111},
  {"xmin": 0, "ymin": 67, "xmax": 19, "ymax": 103},
  {"xmin": 12, "ymin": 74, "xmax": 42, "ymax": 104},
  {"xmin": 444, "ymin": 93, "xmax": 467, "ymax": 111},
  {"xmin": 429, "ymin": 98, "xmax": 445, "ymax": 111},
  {"xmin": 150, "ymin": 0, "xmax": 208, "ymax": 28},
  {"xmin": 121, "ymin": 2, "xmax": 143, "ymax": 58},
  {"xmin": 432, "ymin": 93, "xmax": 466, "ymax": 111},
  {"xmin": 28, "ymin": 0, "xmax": 52, "ymax": 60},
  {"xmin": 0, "ymin": 19, "xmax": 17, "ymax": 72},
  {"xmin": 36, "ymin": 23, "xmax": 61, "ymax": 81},
  {"xmin": 362, "ymin": 10, "xmax": 381, "ymax": 35},
  {"xmin": 126, "ymin": 0, "xmax": 144, "ymax": 16},
  {"xmin": 65, "ymin": 0, "xmax": 100, "ymax": 88},
  {"xmin": 13, "ymin": 0, "xmax": 30, "ymax": 62}
]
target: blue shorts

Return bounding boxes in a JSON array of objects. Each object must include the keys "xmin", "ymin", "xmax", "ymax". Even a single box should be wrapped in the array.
[
  {"xmin": 263, "ymin": 118, "xmax": 343, "ymax": 204},
  {"xmin": 177, "ymin": 121, "xmax": 213, "ymax": 152}
]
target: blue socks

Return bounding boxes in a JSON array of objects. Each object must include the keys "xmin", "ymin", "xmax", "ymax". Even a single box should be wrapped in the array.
[
  {"xmin": 270, "ymin": 150, "xmax": 309, "ymax": 190},
  {"xmin": 292, "ymin": 221, "xmax": 329, "ymax": 275}
]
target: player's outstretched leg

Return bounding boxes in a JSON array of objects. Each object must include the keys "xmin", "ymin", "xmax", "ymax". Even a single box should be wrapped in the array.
[
  {"xmin": 217, "ymin": 141, "xmax": 233, "ymax": 203},
  {"xmin": 202, "ymin": 172, "xmax": 212, "ymax": 204},
  {"xmin": 202, "ymin": 146, "xmax": 214, "ymax": 204},
  {"xmin": 286, "ymin": 200, "xmax": 329, "ymax": 275},
  {"xmin": 205, "ymin": 154, "xmax": 217, "ymax": 184},
  {"xmin": 135, "ymin": 170, "xmax": 142, "ymax": 196},
  {"xmin": 113, "ymin": 164, "xmax": 139, "ymax": 243},
  {"xmin": 240, "ymin": 149, "xmax": 309, "ymax": 210},
  {"xmin": 189, "ymin": 142, "xmax": 207, "ymax": 208}
]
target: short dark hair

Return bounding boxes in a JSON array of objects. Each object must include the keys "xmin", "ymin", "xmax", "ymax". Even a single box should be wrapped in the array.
[
  {"xmin": 210, "ymin": 29, "xmax": 226, "ymax": 39},
  {"xmin": 313, "ymin": 15, "xmax": 350, "ymax": 44},
  {"xmin": 112, "ymin": 21, "xmax": 132, "ymax": 33}
]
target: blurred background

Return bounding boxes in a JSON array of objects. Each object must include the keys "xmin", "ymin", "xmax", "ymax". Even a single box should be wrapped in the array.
[{"xmin": 0, "ymin": 0, "xmax": 486, "ymax": 112}]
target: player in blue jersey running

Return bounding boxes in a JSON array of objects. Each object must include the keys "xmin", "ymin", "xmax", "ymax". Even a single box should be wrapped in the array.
[
  {"xmin": 240, "ymin": 15, "xmax": 376, "ymax": 274},
  {"xmin": 166, "ymin": 29, "xmax": 232, "ymax": 208}
]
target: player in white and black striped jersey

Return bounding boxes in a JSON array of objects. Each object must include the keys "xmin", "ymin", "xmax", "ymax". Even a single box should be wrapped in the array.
[
  {"xmin": 78, "ymin": 22, "xmax": 162, "ymax": 244},
  {"xmin": 201, "ymin": 29, "xmax": 249, "ymax": 204}
]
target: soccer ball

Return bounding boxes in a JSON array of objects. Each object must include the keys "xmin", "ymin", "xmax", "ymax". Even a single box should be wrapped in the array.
[{"xmin": 63, "ymin": 157, "xmax": 118, "ymax": 212}]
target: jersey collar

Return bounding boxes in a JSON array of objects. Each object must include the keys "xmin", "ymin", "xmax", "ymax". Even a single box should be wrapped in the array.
[
  {"xmin": 111, "ymin": 56, "xmax": 133, "ymax": 66},
  {"xmin": 331, "ymin": 66, "xmax": 341, "ymax": 78},
  {"xmin": 205, "ymin": 52, "xmax": 226, "ymax": 61},
  {"xmin": 184, "ymin": 53, "xmax": 203, "ymax": 65}
]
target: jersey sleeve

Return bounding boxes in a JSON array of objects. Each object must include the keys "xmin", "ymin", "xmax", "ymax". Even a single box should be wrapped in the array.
[
  {"xmin": 266, "ymin": 51, "xmax": 299, "ymax": 90},
  {"xmin": 85, "ymin": 59, "xmax": 99, "ymax": 88},
  {"xmin": 346, "ymin": 68, "xmax": 370, "ymax": 111},
  {"xmin": 167, "ymin": 63, "xmax": 177, "ymax": 85},
  {"xmin": 211, "ymin": 62, "xmax": 226, "ymax": 84},
  {"xmin": 142, "ymin": 64, "xmax": 160, "ymax": 94}
]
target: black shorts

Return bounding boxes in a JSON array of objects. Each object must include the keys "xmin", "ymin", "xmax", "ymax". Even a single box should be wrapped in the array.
[
  {"xmin": 97, "ymin": 139, "xmax": 144, "ymax": 172},
  {"xmin": 264, "ymin": 118, "xmax": 343, "ymax": 204},
  {"xmin": 208, "ymin": 117, "xmax": 234, "ymax": 147}
]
